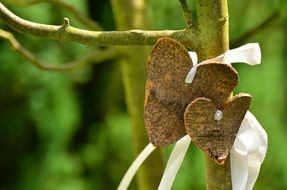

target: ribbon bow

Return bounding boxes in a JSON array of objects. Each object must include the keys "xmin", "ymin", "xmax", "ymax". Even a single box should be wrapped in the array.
[{"xmin": 118, "ymin": 43, "xmax": 267, "ymax": 190}]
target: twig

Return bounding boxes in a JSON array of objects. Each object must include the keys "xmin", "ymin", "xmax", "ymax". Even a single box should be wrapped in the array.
[
  {"xmin": 0, "ymin": 3, "xmax": 198, "ymax": 49},
  {"xmin": 179, "ymin": 0, "xmax": 192, "ymax": 27},
  {"xmin": 0, "ymin": 29, "xmax": 119, "ymax": 71},
  {"xmin": 2, "ymin": 0, "xmax": 103, "ymax": 30},
  {"xmin": 231, "ymin": 10, "xmax": 280, "ymax": 48}
]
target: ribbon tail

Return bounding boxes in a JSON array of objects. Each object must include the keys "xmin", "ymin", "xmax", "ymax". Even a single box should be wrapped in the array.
[
  {"xmin": 222, "ymin": 43, "xmax": 261, "ymax": 65},
  {"xmin": 158, "ymin": 135, "xmax": 191, "ymax": 190},
  {"xmin": 230, "ymin": 150, "xmax": 249, "ymax": 190},
  {"xmin": 185, "ymin": 66, "xmax": 197, "ymax": 83},
  {"xmin": 246, "ymin": 164, "xmax": 261, "ymax": 190},
  {"xmin": 117, "ymin": 143, "xmax": 156, "ymax": 190},
  {"xmin": 245, "ymin": 111, "xmax": 268, "ymax": 190},
  {"xmin": 185, "ymin": 51, "xmax": 198, "ymax": 84},
  {"xmin": 188, "ymin": 51, "xmax": 198, "ymax": 66},
  {"xmin": 200, "ymin": 43, "xmax": 261, "ymax": 65}
]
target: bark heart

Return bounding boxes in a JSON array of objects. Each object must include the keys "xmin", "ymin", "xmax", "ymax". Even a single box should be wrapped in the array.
[
  {"xmin": 144, "ymin": 80, "xmax": 186, "ymax": 147},
  {"xmin": 147, "ymin": 37, "xmax": 238, "ymax": 110},
  {"xmin": 184, "ymin": 93, "xmax": 252, "ymax": 165},
  {"xmin": 144, "ymin": 37, "xmax": 239, "ymax": 147}
]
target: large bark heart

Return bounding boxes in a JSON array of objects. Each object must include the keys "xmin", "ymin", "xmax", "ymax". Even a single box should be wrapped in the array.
[
  {"xmin": 144, "ymin": 37, "xmax": 239, "ymax": 147},
  {"xmin": 146, "ymin": 37, "xmax": 193, "ymax": 109},
  {"xmin": 184, "ymin": 93, "xmax": 252, "ymax": 165},
  {"xmin": 147, "ymin": 37, "xmax": 238, "ymax": 110},
  {"xmin": 144, "ymin": 80, "xmax": 186, "ymax": 147}
]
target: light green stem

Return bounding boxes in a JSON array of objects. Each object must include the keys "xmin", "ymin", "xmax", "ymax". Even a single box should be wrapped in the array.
[
  {"xmin": 0, "ymin": 2, "xmax": 197, "ymax": 48},
  {"xmin": 196, "ymin": 0, "xmax": 229, "ymax": 60},
  {"xmin": 196, "ymin": 0, "xmax": 232, "ymax": 189}
]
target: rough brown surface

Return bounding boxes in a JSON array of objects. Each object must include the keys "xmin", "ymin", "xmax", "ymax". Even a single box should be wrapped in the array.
[
  {"xmin": 147, "ymin": 37, "xmax": 238, "ymax": 110},
  {"xmin": 144, "ymin": 80, "xmax": 186, "ymax": 146},
  {"xmin": 147, "ymin": 37, "xmax": 193, "ymax": 110},
  {"xmin": 190, "ymin": 62, "xmax": 238, "ymax": 109},
  {"xmin": 144, "ymin": 37, "xmax": 240, "ymax": 147},
  {"xmin": 184, "ymin": 93, "xmax": 252, "ymax": 165}
]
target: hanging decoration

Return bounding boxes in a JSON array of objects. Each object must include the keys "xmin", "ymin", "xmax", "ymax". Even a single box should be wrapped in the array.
[{"xmin": 118, "ymin": 37, "xmax": 267, "ymax": 190}]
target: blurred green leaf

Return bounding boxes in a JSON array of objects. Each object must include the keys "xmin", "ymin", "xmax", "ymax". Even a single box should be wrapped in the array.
[{"xmin": 278, "ymin": 0, "xmax": 287, "ymax": 17}]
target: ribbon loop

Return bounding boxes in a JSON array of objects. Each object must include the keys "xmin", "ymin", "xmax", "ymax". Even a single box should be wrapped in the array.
[
  {"xmin": 230, "ymin": 111, "xmax": 267, "ymax": 190},
  {"xmin": 185, "ymin": 43, "xmax": 261, "ymax": 84},
  {"xmin": 222, "ymin": 43, "xmax": 261, "ymax": 65}
]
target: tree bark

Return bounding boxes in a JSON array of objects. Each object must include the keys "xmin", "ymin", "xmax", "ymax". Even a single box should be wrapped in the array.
[
  {"xmin": 111, "ymin": 0, "xmax": 164, "ymax": 189},
  {"xmin": 196, "ymin": 0, "xmax": 232, "ymax": 189}
]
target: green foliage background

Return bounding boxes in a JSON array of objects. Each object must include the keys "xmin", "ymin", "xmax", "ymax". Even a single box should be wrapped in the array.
[{"xmin": 0, "ymin": 0, "xmax": 286, "ymax": 189}]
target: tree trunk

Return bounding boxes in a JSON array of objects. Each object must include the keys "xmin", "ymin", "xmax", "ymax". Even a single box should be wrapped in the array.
[
  {"xmin": 196, "ymin": 0, "xmax": 232, "ymax": 189},
  {"xmin": 111, "ymin": 0, "xmax": 164, "ymax": 189}
]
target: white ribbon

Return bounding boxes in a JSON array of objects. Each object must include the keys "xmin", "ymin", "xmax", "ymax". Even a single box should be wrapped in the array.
[
  {"xmin": 158, "ymin": 135, "xmax": 191, "ymax": 190},
  {"xmin": 217, "ymin": 43, "xmax": 261, "ymax": 65},
  {"xmin": 117, "ymin": 136, "xmax": 191, "ymax": 190},
  {"xmin": 185, "ymin": 43, "xmax": 261, "ymax": 84},
  {"xmin": 230, "ymin": 111, "xmax": 268, "ymax": 190},
  {"xmin": 117, "ymin": 143, "xmax": 156, "ymax": 190},
  {"xmin": 185, "ymin": 51, "xmax": 199, "ymax": 83}
]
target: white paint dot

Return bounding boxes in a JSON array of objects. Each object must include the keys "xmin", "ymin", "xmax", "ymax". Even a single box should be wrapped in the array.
[{"xmin": 214, "ymin": 110, "xmax": 223, "ymax": 121}]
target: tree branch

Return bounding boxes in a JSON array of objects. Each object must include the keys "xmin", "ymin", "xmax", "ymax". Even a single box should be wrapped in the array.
[
  {"xmin": 0, "ymin": 28, "xmax": 119, "ymax": 71},
  {"xmin": 2, "ymin": 0, "xmax": 103, "ymax": 30},
  {"xmin": 0, "ymin": 3, "xmax": 198, "ymax": 49},
  {"xmin": 231, "ymin": 10, "xmax": 280, "ymax": 48},
  {"xmin": 179, "ymin": 0, "xmax": 193, "ymax": 27}
]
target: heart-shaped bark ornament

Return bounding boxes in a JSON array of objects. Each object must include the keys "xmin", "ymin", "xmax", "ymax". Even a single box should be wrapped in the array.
[
  {"xmin": 146, "ymin": 37, "xmax": 193, "ymax": 109},
  {"xmin": 144, "ymin": 80, "xmax": 186, "ymax": 146},
  {"xmin": 184, "ymin": 93, "xmax": 252, "ymax": 165},
  {"xmin": 189, "ymin": 62, "xmax": 238, "ymax": 109},
  {"xmin": 144, "ymin": 37, "xmax": 239, "ymax": 147},
  {"xmin": 147, "ymin": 37, "xmax": 239, "ymax": 109}
]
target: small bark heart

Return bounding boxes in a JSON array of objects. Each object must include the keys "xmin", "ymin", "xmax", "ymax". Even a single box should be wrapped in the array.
[
  {"xmin": 184, "ymin": 93, "xmax": 252, "ymax": 165},
  {"xmin": 189, "ymin": 62, "xmax": 238, "ymax": 109}
]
